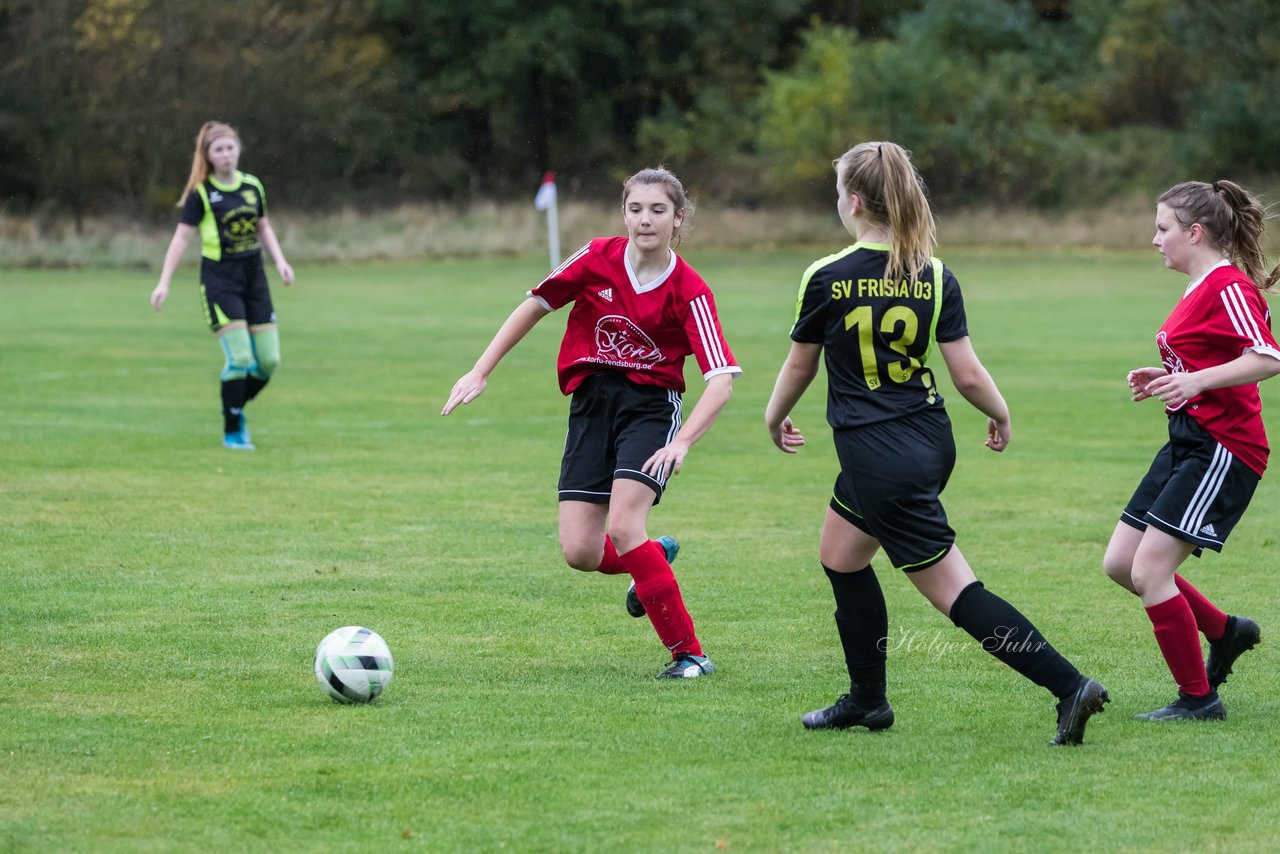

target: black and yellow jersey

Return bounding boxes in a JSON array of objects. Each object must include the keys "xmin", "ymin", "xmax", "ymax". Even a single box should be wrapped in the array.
[
  {"xmin": 180, "ymin": 171, "xmax": 268, "ymax": 261},
  {"xmin": 791, "ymin": 241, "xmax": 968, "ymax": 428}
]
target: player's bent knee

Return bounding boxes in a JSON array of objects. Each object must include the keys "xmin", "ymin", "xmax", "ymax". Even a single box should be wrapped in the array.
[
  {"xmin": 1101, "ymin": 555, "xmax": 1131, "ymax": 586},
  {"xmin": 250, "ymin": 328, "xmax": 281, "ymax": 378},
  {"xmin": 608, "ymin": 531, "xmax": 648, "ymax": 556},
  {"xmin": 604, "ymin": 515, "xmax": 648, "ymax": 554},
  {"xmin": 219, "ymin": 326, "xmax": 254, "ymax": 379},
  {"xmin": 1128, "ymin": 561, "xmax": 1168, "ymax": 598},
  {"xmin": 561, "ymin": 545, "xmax": 602, "ymax": 572},
  {"xmin": 253, "ymin": 351, "xmax": 280, "ymax": 378}
]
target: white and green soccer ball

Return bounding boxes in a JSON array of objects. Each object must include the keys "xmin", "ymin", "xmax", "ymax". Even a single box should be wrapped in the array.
[{"xmin": 314, "ymin": 626, "xmax": 394, "ymax": 704}]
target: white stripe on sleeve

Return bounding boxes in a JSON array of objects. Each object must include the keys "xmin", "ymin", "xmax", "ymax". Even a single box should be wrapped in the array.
[
  {"xmin": 1222, "ymin": 284, "xmax": 1267, "ymax": 347},
  {"xmin": 690, "ymin": 295, "xmax": 728, "ymax": 369},
  {"xmin": 537, "ymin": 243, "xmax": 591, "ymax": 287}
]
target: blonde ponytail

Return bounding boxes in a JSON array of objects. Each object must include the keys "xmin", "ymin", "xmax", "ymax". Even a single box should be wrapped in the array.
[{"xmin": 834, "ymin": 141, "xmax": 936, "ymax": 283}]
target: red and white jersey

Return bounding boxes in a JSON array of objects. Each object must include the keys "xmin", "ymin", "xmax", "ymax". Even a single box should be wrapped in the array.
[
  {"xmin": 1156, "ymin": 261, "xmax": 1280, "ymax": 475},
  {"xmin": 528, "ymin": 237, "xmax": 741, "ymax": 395}
]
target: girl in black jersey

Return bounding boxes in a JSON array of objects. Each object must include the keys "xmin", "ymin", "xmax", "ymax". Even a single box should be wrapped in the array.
[
  {"xmin": 151, "ymin": 121, "xmax": 294, "ymax": 450},
  {"xmin": 764, "ymin": 141, "xmax": 1107, "ymax": 745}
]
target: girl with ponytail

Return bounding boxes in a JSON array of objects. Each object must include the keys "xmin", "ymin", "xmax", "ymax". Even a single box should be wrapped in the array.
[
  {"xmin": 764, "ymin": 141, "xmax": 1108, "ymax": 745},
  {"xmin": 1104, "ymin": 179, "xmax": 1280, "ymax": 723},
  {"xmin": 151, "ymin": 121, "xmax": 295, "ymax": 450},
  {"xmin": 442, "ymin": 167, "xmax": 740, "ymax": 680}
]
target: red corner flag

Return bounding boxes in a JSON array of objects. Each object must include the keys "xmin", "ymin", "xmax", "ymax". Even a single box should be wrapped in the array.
[
  {"xmin": 534, "ymin": 172, "xmax": 557, "ymax": 210},
  {"xmin": 534, "ymin": 172, "xmax": 560, "ymax": 268}
]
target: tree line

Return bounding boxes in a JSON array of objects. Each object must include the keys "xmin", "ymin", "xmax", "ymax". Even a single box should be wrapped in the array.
[{"xmin": 2, "ymin": 0, "xmax": 1277, "ymax": 224}]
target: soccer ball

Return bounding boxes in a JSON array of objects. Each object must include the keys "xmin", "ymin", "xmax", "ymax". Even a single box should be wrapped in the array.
[{"xmin": 314, "ymin": 626, "xmax": 394, "ymax": 704}]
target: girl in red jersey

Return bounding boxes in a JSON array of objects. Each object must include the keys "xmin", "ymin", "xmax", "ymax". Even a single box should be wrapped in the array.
[
  {"xmin": 1104, "ymin": 180, "xmax": 1280, "ymax": 722},
  {"xmin": 442, "ymin": 168, "xmax": 740, "ymax": 679}
]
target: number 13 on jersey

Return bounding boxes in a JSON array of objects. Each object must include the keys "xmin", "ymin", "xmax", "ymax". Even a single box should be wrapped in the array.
[{"xmin": 844, "ymin": 304, "xmax": 925, "ymax": 390}]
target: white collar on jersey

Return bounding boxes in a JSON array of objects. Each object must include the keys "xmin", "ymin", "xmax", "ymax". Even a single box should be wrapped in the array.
[
  {"xmin": 1184, "ymin": 258, "xmax": 1231, "ymax": 297},
  {"xmin": 624, "ymin": 241, "xmax": 678, "ymax": 293}
]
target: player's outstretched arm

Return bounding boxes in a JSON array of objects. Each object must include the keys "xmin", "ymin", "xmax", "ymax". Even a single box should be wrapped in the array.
[
  {"xmin": 442, "ymin": 297, "xmax": 549, "ymax": 415},
  {"xmin": 938, "ymin": 336, "xmax": 1011, "ymax": 452},
  {"xmin": 764, "ymin": 341, "xmax": 821, "ymax": 453}
]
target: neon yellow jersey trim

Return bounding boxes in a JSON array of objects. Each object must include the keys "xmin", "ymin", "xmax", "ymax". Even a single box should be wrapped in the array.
[
  {"xmin": 793, "ymin": 244, "xmax": 859, "ymax": 331},
  {"xmin": 207, "ymin": 171, "xmax": 243, "ymax": 194},
  {"xmin": 921, "ymin": 257, "xmax": 944, "ymax": 366},
  {"xmin": 195, "ymin": 183, "xmax": 222, "ymax": 261}
]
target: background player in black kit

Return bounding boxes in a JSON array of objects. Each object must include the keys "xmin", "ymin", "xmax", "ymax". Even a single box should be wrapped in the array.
[
  {"xmin": 151, "ymin": 121, "xmax": 294, "ymax": 450},
  {"xmin": 764, "ymin": 141, "xmax": 1107, "ymax": 745}
]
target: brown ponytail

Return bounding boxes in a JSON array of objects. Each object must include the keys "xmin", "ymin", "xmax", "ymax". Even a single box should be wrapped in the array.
[
  {"xmin": 1159, "ymin": 179, "xmax": 1279, "ymax": 293},
  {"xmin": 177, "ymin": 121, "xmax": 240, "ymax": 207},
  {"xmin": 834, "ymin": 141, "xmax": 936, "ymax": 283}
]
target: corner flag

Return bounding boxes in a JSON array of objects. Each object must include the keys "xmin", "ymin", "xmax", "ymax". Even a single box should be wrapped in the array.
[
  {"xmin": 534, "ymin": 172, "xmax": 560, "ymax": 269},
  {"xmin": 534, "ymin": 172, "xmax": 557, "ymax": 211}
]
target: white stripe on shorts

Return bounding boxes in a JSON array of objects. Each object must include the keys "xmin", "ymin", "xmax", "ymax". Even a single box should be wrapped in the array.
[
  {"xmin": 653, "ymin": 390, "xmax": 683, "ymax": 487},
  {"xmin": 1179, "ymin": 443, "xmax": 1232, "ymax": 535}
]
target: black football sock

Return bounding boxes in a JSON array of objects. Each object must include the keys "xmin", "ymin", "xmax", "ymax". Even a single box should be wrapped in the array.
[
  {"xmin": 825, "ymin": 565, "xmax": 888, "ymax": 708},
  {"xmin": 949, "ymin": 581, "xmax": 1082, "ymax": 699},
  {"xmin": 221, "ymin": 378, "xmax": 248, "ymax": 433},
  {"xmin": 244, "ymin": 375, "xmax": 269, "ymax": 402}
]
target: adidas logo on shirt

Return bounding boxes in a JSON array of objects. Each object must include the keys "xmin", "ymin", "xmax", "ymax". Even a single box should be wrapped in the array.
[
  {"xmin": 1199, "ymin": 523, "xmax": 1217, "ymax": 537},
  {"xmin": 598, "ymin": 288, "xmax": 613, "ymax": 302}
]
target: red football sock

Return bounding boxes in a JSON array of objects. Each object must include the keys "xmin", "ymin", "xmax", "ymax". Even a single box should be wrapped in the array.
[
  {"xmin": 620, "ymin": 539, "xmax": 702, "ymax": 657},
  {"xmin": 1146, "ymin": 594, "xmax": 1210, "ymax": 696},
  {"xmin": 594, "ymin": 535, "xmax": 626, "ymax": 575},
  {"xmin": 1174, "ymin": 573, "xmax": 1228, "ymax": 641}
]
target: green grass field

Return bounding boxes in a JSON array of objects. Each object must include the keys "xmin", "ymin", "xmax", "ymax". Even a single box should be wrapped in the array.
[{"xmin": 3, "ymin": 248, "xmax": 1279, "ymax": 852}]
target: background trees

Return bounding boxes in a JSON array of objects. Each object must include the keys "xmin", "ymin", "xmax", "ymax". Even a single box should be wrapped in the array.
[{"xmin": 0, "ymin": 0, "xmax": 1274, "ymax": 219}]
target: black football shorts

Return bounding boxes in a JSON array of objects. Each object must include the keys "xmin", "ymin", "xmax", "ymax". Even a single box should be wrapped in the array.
[
  {"xmin": 829, "ymin": 407, "xmax": 957, "ymax": 571},
  {"xmin": 558, "ymin": 371, "xmax": 683, "ymax": 505},
  {"xmin": 1121, "ymin": 411, "xmax": 1259, "ymax": 554},
  {"xmin": 200, "ymin": 254, "xmax": 275, "ymax": 332}
]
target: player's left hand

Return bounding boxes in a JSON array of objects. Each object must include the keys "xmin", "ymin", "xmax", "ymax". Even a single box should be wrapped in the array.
[
  {"xmin": 1145, "ymin": 370, "xmax": 1202, "ymax": 408},
  {"xmin": 277, "ymin": 260, "xmax": 295, "ymax": 285},
  {"xmin": 642, "ymin": 440, "xmax": 690, "ymax": 479}
]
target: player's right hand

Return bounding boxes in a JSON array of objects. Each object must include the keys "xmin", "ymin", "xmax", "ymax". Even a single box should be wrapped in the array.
[
  {"xmin": 1127, "ymin": 366, "xmax": 1168, "ymax": 402},
  {"xmin": 985, "ymin": 417, "xmax": 1010, "ymax": 452},
  {"xmin": 150, "ymin": 283, "xmax": 168, "ymax": 311},
  {"xmin": 442, "ymin": 370, "xmax": 487, "ymax": 415}
]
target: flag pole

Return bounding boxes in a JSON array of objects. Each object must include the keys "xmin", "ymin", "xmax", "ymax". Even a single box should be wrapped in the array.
[{"xmin": 534, "ymin": 172, "xmax": 560, "ymax": 270}]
